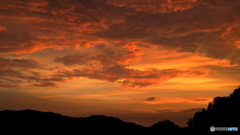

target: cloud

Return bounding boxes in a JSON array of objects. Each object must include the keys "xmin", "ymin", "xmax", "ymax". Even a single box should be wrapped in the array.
[
  {"xmin": 0, "ymin": 57, "xmax": 65, "ymax": 87},
  {"xmin": 179, "ymin": 108, "xmax": 205, "ymax": 113},
  {"xmin": 0, "ymin": 0, "xmax": 133, "ymax": 55},
  {"xmin": 107, "ymin": 0, "xmax": 197, "ymax": 14},
  {"xmin": 145, "ymin": 97, "xmax": 156, "ymax": 101},
  {"xmin": 54, "ymin": 43, "xmax": 142, "ymax": 67},
  {"xmin": 0, "ymin": 26, "xmax": 6, "ymax": 31},
  {"xmin": 0, "ymin": 57, "xmax": 42, "ymax": 70},
  {"xmin": 33, "ymin": 81, "xmax": 57, "ymax": 87},
  {"xmin": 0, "ymin": 57, "xmax": 42, "ymax": 87},
  {"xmin": 1, "ymin": 0, "xmax": 240, "ymax": 66},
  {"xmin": 192, "ymin": 99, "xmax": 208, "ymax": 101},
  {"xmin": 157, "ymin": 109, "xmax": 175, "ymax": 113},
  {"xmin": 1, "ymin": 0, "xmax": 240, "ymax": 89},
  {"xmin": 53, "ymin": 44, "xmax": 206, "ymax": 88},
  {"xmin": 156, "ymin": 108, "xmax": 204, "ymax": 113},
  {"xmin": 0, "ymin": 84, "xmax": 20, "ymax": 88},
  {"xmin": 91, "ymin": 0, "xmax": 240, "ymax": 65}
]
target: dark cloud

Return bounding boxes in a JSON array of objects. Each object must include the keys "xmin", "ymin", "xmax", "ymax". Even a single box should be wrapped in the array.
[
  {"xmin": 54, "ymin": 44, "xmax": 142, "ymax": 67},
  {"xmin": 33, "ymin": 81, "xmax": 57, "ymax": 87},
  {"xmin": 0, "ymin": 57, "xmax": 66, "ymax": 87},
  {"xmin": 192, "ymin": 99, "xmax": 208, "ymax": 101},
  {"xmin": 0, "ymin": 57, "xmax": 42, "ymax": 70},
  {"xmin": 0, "ymin": 84, "xmax": 20, "ymax": 88},
  {"xmin": 157, "ymin": 109, "xmax": 175, "ymax": 113},
  {"xmin": 156, "ymin": 108, "xmax": 204, "ymax": 113},
  {"xmin": 145, "ymin": 97, "xmax": 156, "ymax": 101},
  {"xmin": 0, "ymin": 57, "xmax": 42, "ymax": 87},
  {"xmin": 0, "ymin": 69, "xmax": 23, "ymax": 78},
  {"xmin": 179, "ymin": 108, "xmax": 205, "ymax": 113}
]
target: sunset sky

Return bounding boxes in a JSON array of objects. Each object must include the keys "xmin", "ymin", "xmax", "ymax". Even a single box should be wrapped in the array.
[{"xmin": 1, "ymin": 0, "xmax": 240, "ymax": 127}]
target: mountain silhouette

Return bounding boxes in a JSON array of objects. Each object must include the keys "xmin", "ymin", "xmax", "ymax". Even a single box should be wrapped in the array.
[
  {"xmin": 0, "ymin": 109, "xmax": 149, "ymax": 135},
  {"xmin": 150, "ymin": 120, "xmax": 183, "ymax": 135}
]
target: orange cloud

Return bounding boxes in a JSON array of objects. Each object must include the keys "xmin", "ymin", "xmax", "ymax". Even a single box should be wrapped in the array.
[
  {"xmin": 235, "ymin": 41, "xmax": 240, "ymax": 48},
  {"xmin": 53, "ymin": 62, "xmax": 206, "ymax": 88},
  {"xmin": 0, "ymin": 0, "xmax": 108, "ymax": 55},
  {"xmin": 0, "ymin": 57, "xmax": 69, "ymax": 88},
  {"xmin": 0, "ymin": 26, "xmax": 6, "ymax": 31},
  {"xmin": 0, "ymin": 0, "xmax": 240, "ymax": 66},
  {"xmin": 52, "ymin": 44, "xmax": 206, "ymax": 88},
  {"xmin": 107, "ymin": 0, "xmax": 197, "ymax": 14}
]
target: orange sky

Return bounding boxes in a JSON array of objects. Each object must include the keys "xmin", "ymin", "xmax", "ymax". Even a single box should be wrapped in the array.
[{"xmin": 1, "ymin": 0, "xmax": 240, "ymax": 127}]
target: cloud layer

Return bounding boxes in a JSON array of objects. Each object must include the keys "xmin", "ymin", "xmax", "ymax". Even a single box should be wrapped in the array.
[
  {"xmin": 53, "ymin": 44, "xmax": 206, "ymax": 88},
  {"xmin": 0, "ymin": 0, "xmax": 240, "ymax": 64},
  {"xmin": 1, "ymin": 0, "xmax": 240, "ymax": 88}
]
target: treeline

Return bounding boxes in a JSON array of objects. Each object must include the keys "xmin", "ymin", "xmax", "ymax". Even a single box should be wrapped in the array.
[{"xmin": 186, "ymin": 86, "xmax": 240, "ymax": 135}]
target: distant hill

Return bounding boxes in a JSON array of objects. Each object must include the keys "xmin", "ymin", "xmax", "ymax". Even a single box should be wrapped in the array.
[
  {"xmin": 0, "ymin": 109, "xmax": 149, "ymax": 135},
  {"xmin": 150, "ymin": 120, "xmax": 183, "ymax": 135}
]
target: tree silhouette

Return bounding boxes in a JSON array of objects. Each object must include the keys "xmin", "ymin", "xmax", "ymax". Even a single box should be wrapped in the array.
[{"xmin": 186, "ymin": 86, "xmax": 240, "ymax": 134}]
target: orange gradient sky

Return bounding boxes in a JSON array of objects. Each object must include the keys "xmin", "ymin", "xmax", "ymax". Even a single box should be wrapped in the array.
[{"xmin": 1, "ymin": 0, "xmax": 240, "ymax": 127}]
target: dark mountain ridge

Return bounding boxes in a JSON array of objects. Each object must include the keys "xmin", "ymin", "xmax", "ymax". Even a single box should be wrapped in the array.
[{"xmin": 0, "ymin": 109, "xmax": 150, "ymax": 135}]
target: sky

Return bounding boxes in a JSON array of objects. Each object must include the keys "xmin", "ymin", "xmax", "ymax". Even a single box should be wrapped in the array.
[{"xmin": 0, "ymin": 0, "xmax": 240, "ymax": 127}]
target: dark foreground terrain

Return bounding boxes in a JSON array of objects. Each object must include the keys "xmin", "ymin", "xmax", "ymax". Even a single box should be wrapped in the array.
[{"xmin": 1, "ymin": 87, "xmax": 240, "ymax": 135}]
